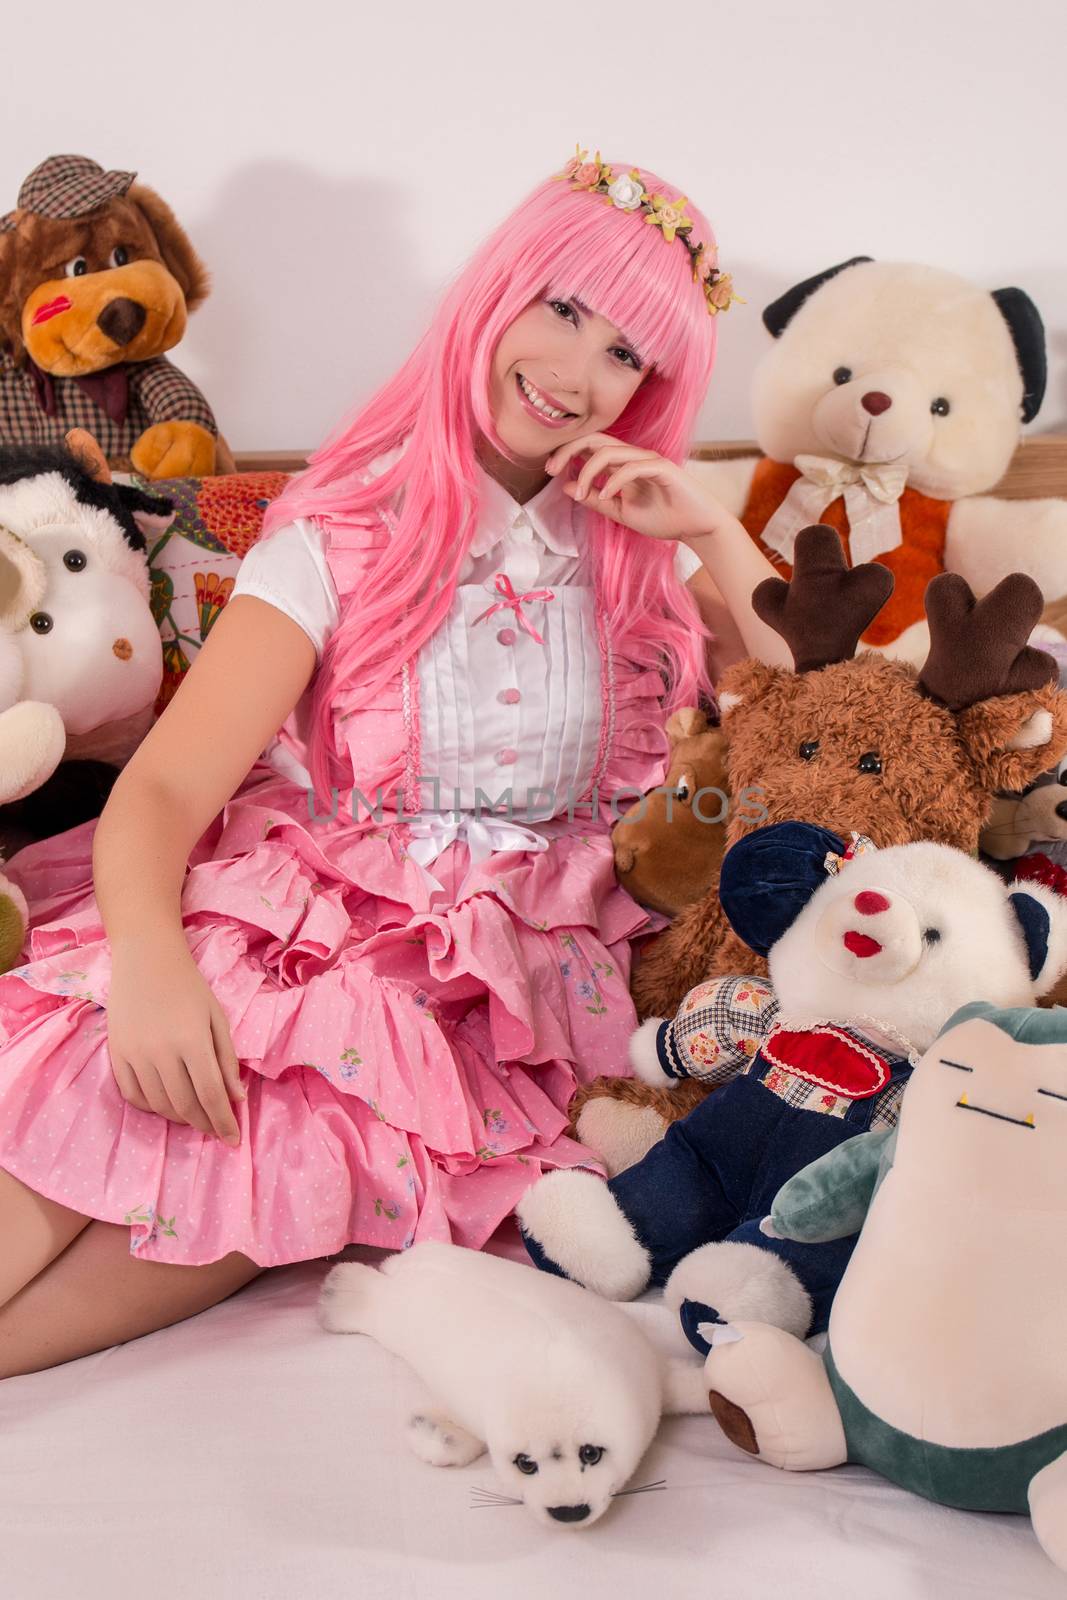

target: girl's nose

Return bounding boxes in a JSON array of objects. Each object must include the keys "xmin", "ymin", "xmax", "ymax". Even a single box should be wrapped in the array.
[{"xmin": 854, "ymin": 891, "xmax": 890, "ymax": 915}]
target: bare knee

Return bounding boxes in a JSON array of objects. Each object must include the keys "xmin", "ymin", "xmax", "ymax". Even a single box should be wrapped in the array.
[{"xmin": 0, "ymin": 1222, "xmax": 263, "ymax": 1378}]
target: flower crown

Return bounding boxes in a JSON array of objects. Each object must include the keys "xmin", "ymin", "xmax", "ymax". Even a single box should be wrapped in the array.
[{"xmin": 553, "ymin": 146, "xmax": 742, "ymax": 317}]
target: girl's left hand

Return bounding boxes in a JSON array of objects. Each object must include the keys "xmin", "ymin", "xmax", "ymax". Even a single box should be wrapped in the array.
[{"xmin": 546, "ymin": 432, "xmax": 727, "ymax": 544}]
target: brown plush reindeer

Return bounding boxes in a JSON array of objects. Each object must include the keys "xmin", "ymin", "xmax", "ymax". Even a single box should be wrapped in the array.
[{"xmin": 575, "ymin": 525, "xmax": 1067, "ymax": 1173}]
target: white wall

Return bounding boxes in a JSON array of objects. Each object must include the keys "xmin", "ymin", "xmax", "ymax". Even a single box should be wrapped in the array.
[{"xmin": 6, "ymin": 0, "xmax": 1066, "ymax": 452}]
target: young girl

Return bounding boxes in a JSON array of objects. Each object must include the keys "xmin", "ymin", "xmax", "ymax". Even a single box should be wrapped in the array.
[{"xmin": 0, "ymin": 151, "xmax": 790, "ymax": 1375}]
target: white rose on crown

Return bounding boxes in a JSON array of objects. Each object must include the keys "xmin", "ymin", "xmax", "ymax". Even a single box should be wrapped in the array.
[{"xmin": 607, "ymin": 172, "xmax": 645, "ymax": 211}]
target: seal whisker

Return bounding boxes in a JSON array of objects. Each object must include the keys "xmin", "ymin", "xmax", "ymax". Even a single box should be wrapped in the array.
[{"xmin": 612, "ymin": 1479, "xmax": 668, "ymax": 1498}]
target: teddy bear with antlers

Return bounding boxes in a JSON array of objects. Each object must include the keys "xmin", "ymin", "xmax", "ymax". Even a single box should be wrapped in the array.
[{"xmin": 575, "ymin": 527, "xmax": 1067, "ymax": 1175}]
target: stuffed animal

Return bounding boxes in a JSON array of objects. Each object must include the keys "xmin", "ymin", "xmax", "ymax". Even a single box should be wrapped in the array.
[
  {"xmin": 0, "ymin": 154, "xmax": 229, "ymax": 478},
  {"xmin": 573, "ymin": 528, "xmax": 1067, "ymax": 1175},
  {"xmin": 981, "ymin": 761, "xmax": 1067, "ymax": 862},
  {"xmin": 688, "ymin": 258, "xmax": 1067, "ymax": 664},
  {"xmin": 610, "ymin": 708, "xmax": 742, "ymax": 916},
  {"xmin": 703, "ymin": 1001, "xmax": 1067, "ymax": 1574},
  {"xmin": 319, "ymin": 1241, "xmax": 706, "ymax": 1529},
  {"xmin": 519, "ymin": 823, "xmax": 1067, "ymax": 1355},
  {"xmin": 0, "ymin": 431, "xmax": 169, "ymax": 878}
]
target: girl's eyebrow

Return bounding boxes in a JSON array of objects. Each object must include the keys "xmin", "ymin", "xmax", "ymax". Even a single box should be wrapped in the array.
[{"xmin": 570, "ymin": 296, "xmax": 627, "ymax": 343}]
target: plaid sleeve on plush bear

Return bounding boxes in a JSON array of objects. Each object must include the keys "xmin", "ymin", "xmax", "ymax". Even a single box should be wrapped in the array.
[
  {"xmin": 662, "ymin": 975, "xmax": 780, "ymax": 1086},
  {"xmin": 130, "ymin": 357, "xmax": 217, "ymax": 434}
]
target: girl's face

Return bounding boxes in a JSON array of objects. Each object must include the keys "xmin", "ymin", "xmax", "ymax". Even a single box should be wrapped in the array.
[{"xmin": 490, "ymin": 297, "xmax": 647, "ymax": 464}]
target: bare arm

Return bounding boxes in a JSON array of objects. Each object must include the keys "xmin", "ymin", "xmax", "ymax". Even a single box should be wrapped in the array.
[
  {"xmin": 93, "ymin": 597, "xmax": 316, "ymax": 1141},
  {"xmin": 686, "ymin": 565, "xmax": 749, "ymax": 685},
  {"xmin": 680, "ymin": 517, "xmax": 793, "ymax": 669}
]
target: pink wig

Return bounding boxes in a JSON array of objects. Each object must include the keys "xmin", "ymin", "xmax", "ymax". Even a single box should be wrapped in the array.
[{"xmin": 263, "ymin": 160, "xmax": 720, "ymax": 799}]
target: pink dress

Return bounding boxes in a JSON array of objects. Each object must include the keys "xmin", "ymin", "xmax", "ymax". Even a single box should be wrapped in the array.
[{"xmin": 0, "ymin": 468, "xmax": 682, "ymax": 1266}]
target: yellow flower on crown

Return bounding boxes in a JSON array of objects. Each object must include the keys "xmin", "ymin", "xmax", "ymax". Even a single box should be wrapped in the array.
[
  {"xmin": 704, "ymin": 271, "xmax": 744, "ymax": 316},
  {"xmin": 644, "ymin": 192, "xmax": 694, "ymax": 245}
]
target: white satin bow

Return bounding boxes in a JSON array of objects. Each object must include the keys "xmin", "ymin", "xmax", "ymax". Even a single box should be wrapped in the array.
[
  {"xmin": 761, "ymin": 454, "xmax": 911, "ymax": 567},
  {"xmin": 402, "ymin": 809, "xmax": 550, "ymax": 898}
]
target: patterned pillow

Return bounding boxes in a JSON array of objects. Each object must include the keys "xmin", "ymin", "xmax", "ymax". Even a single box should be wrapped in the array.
[{"xmin": 131, "ymin": 471, "xmax": 291, "ymax": 714}]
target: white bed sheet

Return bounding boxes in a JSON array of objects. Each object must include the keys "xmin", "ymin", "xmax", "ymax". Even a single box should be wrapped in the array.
[{"xmin": 1, "ymin": 1241, "xmax": 1061, "ymax": 1600}]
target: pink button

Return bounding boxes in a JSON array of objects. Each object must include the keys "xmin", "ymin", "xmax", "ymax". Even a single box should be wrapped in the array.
[
  {"xmin": 498, "ymin": 688, "xmax": 521, "ymax": 705},
  {"xmin": 497, "ymin": 627, "xmax": 517, "ymax": 645},
  {"xmin": 496, "ymin": 748, "xmax": 518, "ymax": 765}
]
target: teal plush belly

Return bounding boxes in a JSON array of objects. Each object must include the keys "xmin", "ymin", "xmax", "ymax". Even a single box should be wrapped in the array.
[{"xmin": 826, "ymin": 1349, "xmax": 1067, "ymax": 1514}]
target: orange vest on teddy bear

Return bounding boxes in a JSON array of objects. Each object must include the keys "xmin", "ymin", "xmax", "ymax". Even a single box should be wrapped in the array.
[{"xmin": 741, "ymin": 459, "xmax": 950, "ymax": 649}]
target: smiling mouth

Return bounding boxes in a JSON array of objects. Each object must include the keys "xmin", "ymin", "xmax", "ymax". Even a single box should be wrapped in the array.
[
  {"xmin": 516, "ymin": 372, "xmax": 578, "ymax": 423},
  {"xmin": 956, "ymin": 1095, "xmax": 1035, "ymax": 1129}
]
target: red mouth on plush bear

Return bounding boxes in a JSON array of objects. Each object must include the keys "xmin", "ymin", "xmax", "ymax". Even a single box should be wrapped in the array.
[{"xmin": 844, "ymin": 930, "xmax": 883, "ymax": 958}]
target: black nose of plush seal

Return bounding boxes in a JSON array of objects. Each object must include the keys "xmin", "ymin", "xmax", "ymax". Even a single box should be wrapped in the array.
[
  {"xmin": 97, "ymin": 297, "xmax": 147, "ymax": 345},
  {"xmin": 549, "ymin": 1504, "xmax": 591, "ymax": 1523}
]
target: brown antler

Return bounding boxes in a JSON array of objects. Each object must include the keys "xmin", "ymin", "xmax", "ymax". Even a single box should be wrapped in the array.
[
  {"xmin": 751, "ymin": 525, "xmax": 895, "ymax": 673},
  {"xmin": 919, "ymin": 571, "xmax": 1057, "ymax": 711}
]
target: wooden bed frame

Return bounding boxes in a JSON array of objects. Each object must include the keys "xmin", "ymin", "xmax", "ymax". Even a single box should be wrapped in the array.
[{"xmin": 233, "ymin": 436, "xmax": 1067, "ymax": 500}]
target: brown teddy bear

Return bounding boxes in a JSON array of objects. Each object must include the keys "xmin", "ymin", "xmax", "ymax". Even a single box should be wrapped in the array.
[
  {"xmin": 610, "ymin": 708, "xmax": 737, "ymax": 917},
  {"xmin": 573, "ymin": 527, "xmax": 1067, "ymax": 1173},
  {"xmin": 0, "ymin": 154, "xmax": 230, "ymax": 478}
]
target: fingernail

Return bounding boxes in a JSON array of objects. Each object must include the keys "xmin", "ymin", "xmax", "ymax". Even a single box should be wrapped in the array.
[{"xmin": 575, "ymin": 485, "xmax": 585, "ymax": 500}]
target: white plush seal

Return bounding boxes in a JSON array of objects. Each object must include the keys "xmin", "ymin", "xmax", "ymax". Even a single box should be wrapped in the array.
[{"xmin": 320, "ymin": 1241, "xmax": 705, "ymax": 1528}]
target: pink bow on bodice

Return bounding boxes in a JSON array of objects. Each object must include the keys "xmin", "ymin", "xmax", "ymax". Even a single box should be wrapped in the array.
[{"xmin": 473, "ymin": 573, "xmax": 556, "ymax": 645}]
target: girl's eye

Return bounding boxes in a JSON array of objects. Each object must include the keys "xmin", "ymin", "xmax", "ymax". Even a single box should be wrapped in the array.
[
  {"xmin": 549, "ymin": 299, "xmax": 577, "ymax": 323},
  {"xmin": 612, "ymin": 346, "xmax": 642, "ymax": 372},
  {"xmin": 109, "ymin": 245, "xmax": 129, "ymax": 268},
  {"xmin": 65, "ymin": 257, "xmax": 89, "ymax": 277},
  {"xmin": 514, "ymin": 1454, "xmax": 538, "ymax": 1476}
]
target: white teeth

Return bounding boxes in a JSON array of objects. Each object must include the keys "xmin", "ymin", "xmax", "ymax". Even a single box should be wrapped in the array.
[{"xmin": 519, "ymin": 374, "xmax": 570, "ymax": 420}]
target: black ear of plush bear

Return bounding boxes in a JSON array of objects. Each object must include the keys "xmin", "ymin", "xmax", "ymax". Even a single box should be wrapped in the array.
[
  {"xmin": 991, "ymin": 287, "xmax": 1047, "ymax": 424},
  {"xmin": 719, "ymin": 820, "xmax": 847, "ymax": 958},
  {"xmin": 762, "ymin": 257, "xmax": 874, "ymax": 338}
]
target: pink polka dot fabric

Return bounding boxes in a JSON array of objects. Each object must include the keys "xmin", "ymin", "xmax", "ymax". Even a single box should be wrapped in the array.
[{"xmin": 0, "ymin": 786, "xmax": 661, "ymax": 1266}]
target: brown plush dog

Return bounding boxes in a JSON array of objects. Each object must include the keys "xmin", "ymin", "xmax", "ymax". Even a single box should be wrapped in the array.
[
  {"xmin": 574, "ymin": 526, "xmax": 1067, "ymax": 1172},
  {"xmin": 611, "ymin": 709, "xmax": 736, "ymax": 917},
  {"xmin": 0, "ymin": 154, "xmax": 228, "ymax": 478}
]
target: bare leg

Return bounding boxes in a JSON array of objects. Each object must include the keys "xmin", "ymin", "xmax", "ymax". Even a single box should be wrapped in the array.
[
  {"xmin": 0, "ymin": 1218, "xmax": 263, "ymax": 1379},
  {"xmin": 0, "ymin": 1165, "xmax": 92, "ymax": 1308}
]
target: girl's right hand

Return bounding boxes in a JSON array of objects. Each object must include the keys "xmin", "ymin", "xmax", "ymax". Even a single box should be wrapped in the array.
[{"xmin": 106, "ymin": 937, "xmax": 246, "ymax": 1145}]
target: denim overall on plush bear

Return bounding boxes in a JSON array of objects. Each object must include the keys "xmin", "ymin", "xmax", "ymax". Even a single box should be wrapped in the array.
[{"xmin": 604, "ymin": 988, "xmax": 912, "ymax": 1348}]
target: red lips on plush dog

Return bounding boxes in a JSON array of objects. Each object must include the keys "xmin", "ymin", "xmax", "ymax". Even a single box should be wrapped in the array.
[{"xmin": 31, "ymin": 295, "xmax": 72, "ymax": 326}]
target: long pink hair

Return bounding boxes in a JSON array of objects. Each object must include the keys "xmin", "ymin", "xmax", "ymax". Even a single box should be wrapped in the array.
[{"xmin": 263, "ymin": 159, "xmax": 720, "ymax": 799}]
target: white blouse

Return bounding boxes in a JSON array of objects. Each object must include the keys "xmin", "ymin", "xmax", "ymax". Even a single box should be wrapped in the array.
[{"xmin": 232, "ymin": 455, "xmax": 704, "ymax": 841}]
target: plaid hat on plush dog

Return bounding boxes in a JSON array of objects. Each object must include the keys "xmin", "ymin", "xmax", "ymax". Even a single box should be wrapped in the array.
[{"xmin": 0, "ymin": 154, "xmax": 137, "ymax": 232}]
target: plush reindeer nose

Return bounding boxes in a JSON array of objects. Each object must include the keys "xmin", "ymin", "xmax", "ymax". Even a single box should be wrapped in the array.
[
  {"xmin": 854, "ymin": 891, "xmax": 890, "ymax": 915},
  {"xmin": 97, "ymin": 297, "xmax": 146, "ymax": 345},
  {"xmin": 861, "ymin": 390, "xmax": 892, "ymax": 415}
]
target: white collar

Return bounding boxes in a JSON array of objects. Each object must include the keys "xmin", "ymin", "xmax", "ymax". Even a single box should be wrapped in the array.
[
  {"xmin": 363, "ymin": 444, "xmax": 580, "ymax": 560},
  {"xmin": 468, "ymin": 460, "xmax": 579, "ymax": 560}
]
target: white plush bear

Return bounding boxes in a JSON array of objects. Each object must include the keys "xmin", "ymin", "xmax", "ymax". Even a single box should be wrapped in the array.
[
  {"xmin": 518, "ymin": 826, "xmax": 1067, "ymax": 1354},
  {"xmin": 690, "ymin": 258, "xmax": 1067, "ymax": 664}
]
